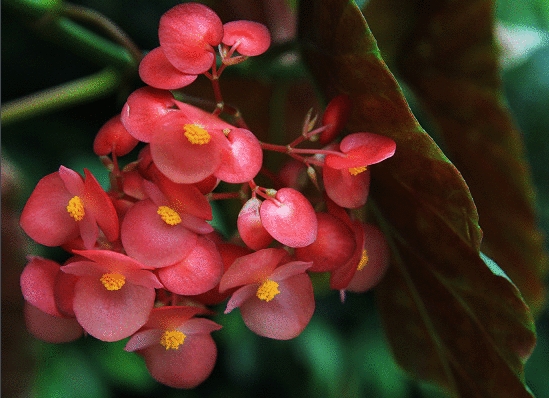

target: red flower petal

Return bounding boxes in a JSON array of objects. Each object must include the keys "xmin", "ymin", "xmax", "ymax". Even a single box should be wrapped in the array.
[
  {"xmin": 237, "ymin": 197, "xmax": 273, "ymax": 250},
  {"xmin": 214, "ymin": 128, "xmax": 263, "ymax": 183},
  {"xmin": 157, "ymin": 236, "xmax": 223, "ymax": 295},
  {"xmin": 219, "ymin": 248, "xmax": 287, "ymax": 292},
  {"xmin": 83, "ymin": 169, "xmax": 119, "ymax": 242},
  {"xmin": 320, "ymin": 94, "xmax": 352, "ymax": 144},
  {"xmin": 139, "ymin": 332, "xmax": 218, "ymax": 389},
  {"xmin": 139, "ymin": 47, "xmax": 198, "ymax": 90},
  {"xmin": 260, "ymin": 188, "xmax": 317, "ymax": 247},
  {"xmin": 150, "ymin": 119, "xmax": 223, "ymax": 184},
  {"xmin": 121, "ymin": 199, "xmax": 198, "ymax": 268},
  {"xmin": 158, "ymin": 3, "xmax": 223, "ymax": 74},
  {"xmin": 294, "ymin": 212, "xmax": 357, "ymax": 271},
  {"xmin": 239, "ymin": 273, "xmax": 314, "ymax": 340},
  {"xmin": 323, "ymin": 165, "xmax": 371, "ymax": 209},
  {"xmin": 20, "ymin": 257, "xmax": 63, "ymax": 317},
  {"xmin": 121, "ymin": 87, "xmax": 178, "ymax": 142},
  {"xmin": 93, "ymin": 115, "xmax": 139, "ymax": 156},
  {"xmin": 20, "ymin": 172, "xmax": 80, "ymax": 247},
  {"xmin": 24, "ymin": 302, "xmax": 83, "ymax": 343},
  {"xmin": 346, "ymin": 224, "xmax": 390, "ymax": 293},
  {"xmin": 325, "ymin": 132, "xmax": 396, "ymax": 169},
  {"xmin": 222, "ymin": 20, "xmax": 271, "ymax": 56},
  {"xmin": 72, "ymin": 275, "xmax": 155, "ymax": 341}
]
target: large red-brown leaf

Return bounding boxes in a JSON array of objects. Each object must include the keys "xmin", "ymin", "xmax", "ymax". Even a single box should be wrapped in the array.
[
  {"xmin": 298, "ymin": 0, "xmax": 536, "ymax": 396},
  {"xmin": 364, "ymin": 0, "xmax": 549, "ymax": 316}
]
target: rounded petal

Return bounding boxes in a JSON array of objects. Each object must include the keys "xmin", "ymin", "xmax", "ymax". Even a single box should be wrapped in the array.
[
  {"xmin": 237, "ymin": 197, "xmax": 273, "ymax": 250},
  {"xmin": 121, "ymin": 199, "xmax": 198, "ymax": 268},
  {"xmin": 20, "ymin": 172, "xmax": 80, "ymax": 247},
  {"xmin": 325, "ymin": 132, "xmax": 396, "ymax": 169},
  {"xmin": 239, "ymin": 273, "xmax": 315, "ymax": 340},
  {"xmin": 20, "ymin": 257, "xmax": 63, "ymax": 316},
  {"xmin": 295, "ymin": 213, "xmax": 356, "ymax": 272},
  {"xmin": 157, "ymin": 236, "xmax": 223, "ymax": 295},
  {"xmin": 94, "ymin": 114, "xmax": 139, "ymax": 156},
  {"xmin": 346, "ymin": 224, "xmax": 390, "ymax": 293},
  {"xmin": 260, "ymin": 188, "xmax": 317, "ymax": 247},
  {"xmin": 150, "ymin": 122, "xmax": 223, "ymax": 184},
  {"xmin": 139, "ymin": 47, "xmax": 198, "ymax": 90},
  {"xmin": 121, "ymin": 87, "xmax": 177, "ymax": 142},
  {"xmin": 83, "ymin": 169, "xmax": 119, "ymax": 242},
  {"xmin": 323, "ymin": 166, "xmax": 371, "ymax": 209},
  {"xmin": 320, "ymin": 94, "xmax": 352, "ymax": 144},
  {"xmin": 158, "ymin": 3, "xmax": 223, "ymax": 74},
  {"xmin": 24, "ymin": 302, "xmax": 83, "ymax": 344},
  {"xmin": 222, "ymin": 20, "xmax": 271, "ymax": 56},
  {"xmin": 72, "ymin": 276, "xmax": 155, "ymax": 342},
  {"xmin": 214, "ymin": 128, "xmax": 263, "ymax": 183},
  {"xmin": 139, "ymin": 333, "xmax": 218, "ymax": 388},
  {"xmin": 219, "ymin": 248, "xmax": 286, "ymax": 292},
  {"xmin": 329, "ymin": 220, "xmax": 366, "ymax": 290}
]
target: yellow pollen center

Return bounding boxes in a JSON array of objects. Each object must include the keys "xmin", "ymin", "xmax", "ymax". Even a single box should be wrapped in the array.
[
  {"xmin": 184, "ymin": 123, "xmax": 211, "ymax": 145},
  {"xmin": 256, "ymin": 279, "xmax": 280, "ymax": 302},
  {"xmin": 157, "ymin": 206, "xmax": 182, "ymax": 225},
  {"xmin": 357, "ymin": 249, "xmax": 369, "ymax": 271},
  {"xmin": 66, "ymin": 196, "xmax": 85, "ymax": 221},
  {"xmin": 100, "ymin": 273, "xmax": 126, "ymax": 291},
  {"xmin": 160, "ymin": 330, "xmax": 186, "ymax": 350},
  {"xmin": 349, "ymin": 166, "xmax": 367, "ymax": 176}
]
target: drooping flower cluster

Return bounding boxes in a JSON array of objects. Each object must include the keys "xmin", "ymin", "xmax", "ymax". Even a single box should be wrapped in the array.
[{"xmin": 19, "ymin": 2, "xmax": 395, "ymax": 390}]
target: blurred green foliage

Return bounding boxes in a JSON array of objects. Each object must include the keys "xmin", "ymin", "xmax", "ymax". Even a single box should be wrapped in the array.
[{"xmin": 1, "ymin": 0, "xmax": 548, "ymax": 397}]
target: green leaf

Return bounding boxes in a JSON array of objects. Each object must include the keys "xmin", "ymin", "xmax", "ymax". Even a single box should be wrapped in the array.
[{"xmin": 298, "ymin": 0, "xmax": 537, "ymax": 396}]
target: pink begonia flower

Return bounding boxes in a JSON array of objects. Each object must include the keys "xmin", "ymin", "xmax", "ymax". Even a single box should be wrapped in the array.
[
  {"xmin": 158, "ymin": 3, "xmax": 224, "ymax": 74},
  {"xmin": 121, "ymin": 179, "xmax": 212, "ymax": 268},
  {"xmin": 323, "ymin": 198, "xmax": 367, "ymax": 291},
  {"xmin": 61, "ymin": 249, "xmax": 163, "ymax": 342},
  {"xmin": 346, "ymin": 224, "xmax": 390, "ymax": 293},
  {"xmin": 20, "ymin": 256, "xmax": 83, "ymax": 343},
  {"xmin": 259, "ymin": 188, "xmax": 318, "ymax": 248},
  {"xmin": 323, "ymin": 163, "xmax": 371, "ymax": 209},
  {"xmin": 139, "ymin": 47, "xmax": 198, "ymax": 90},
  {"xmin": 125, "ymin": 306, "xmax": 222, "ymax": 389},
  {"xmin": 156, "ymin": 236, "xmax": 224, "ymax": 296},
  {"xmin": 323, "ymin": 132, "xmax": 395, "ymax": 209},
  {"xmin": 221, "ymin": 20, "xmax": 271, "ymax": 56},
  {"xmin": 219, "ymin": 248, "xmax": 315, "ymax": 340},
  {"xmin": 20, "ymin": 166, "xmax": 119, "ymax": 249}
]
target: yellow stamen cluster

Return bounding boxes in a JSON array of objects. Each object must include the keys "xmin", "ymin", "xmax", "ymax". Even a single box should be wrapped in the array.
[
  {"xmin": 157, "ymin": 206, "xmax": 182, "ymax": 225},
  {"xmin": 184, "ymin": 123, "xmax": 211, "ymax": 145},
  {"xmin": 349, "ymin": 166, "xmax": 367, "ymax": 176},
  {"xmin": 100, "ymin": 272, "xmax": 126, "ymax": 291},
  {"xmin": 160, "ymin": 330, "xmax": 186, "ymax": 350},
  {"xmin": 357, "ymin": 249, "xmax": 369, "ymax": 271},
  {"xmin": 66, "ymin": 196, "xmax": 85, "ymax": 221},
  {"xmin": 256, "ymin": 279, "xmax": 280, "ymax": 302}
]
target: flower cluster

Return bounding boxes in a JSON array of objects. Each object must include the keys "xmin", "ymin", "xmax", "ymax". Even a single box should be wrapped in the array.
[{"xmin": 19, "ymin": 2, "xmax": 395, "ymax": 389}]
